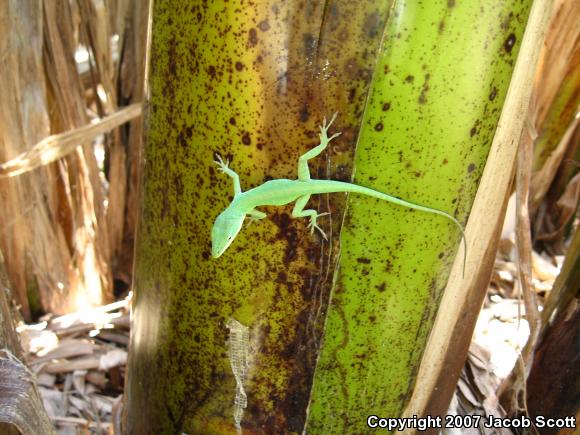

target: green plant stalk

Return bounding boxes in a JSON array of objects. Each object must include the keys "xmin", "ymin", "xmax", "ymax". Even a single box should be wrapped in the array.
[
  {"xmin": 306, "ymin": 0, "xmax": 533, "ymax": 431},
  {"xmin": 124, "ymin": 1, "xmax": 390, "ymax": 433}
]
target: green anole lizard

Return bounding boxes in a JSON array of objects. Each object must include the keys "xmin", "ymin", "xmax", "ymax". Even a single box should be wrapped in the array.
[{"xmin": 211, "ymin": 113, "xmax": 466, "ymax": 275}]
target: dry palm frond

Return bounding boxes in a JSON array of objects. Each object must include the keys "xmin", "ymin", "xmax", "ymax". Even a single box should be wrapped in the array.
[
  {"xmin": 0, "ymin": 104, "xmax": 141, "ymax": 178},
  {"xmin": 0, "ymin": 349, "xmax": 55, "ymax": 435}
]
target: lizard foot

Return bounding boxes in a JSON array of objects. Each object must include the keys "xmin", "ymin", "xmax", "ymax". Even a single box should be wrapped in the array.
[
  {"xmin": 214, "ymin": 154, "xmax": 230, "ymax": 172},
  {"xmin": 246, "ymin": 216, "xmax": 261, "ymax": 227},
  {"xmin": 308, "ymin": 212, "xmax": 329, "ymax": 240},
  {"xmin": 320, "ymin": 112, "xmax": 341, "ymax": 143}
]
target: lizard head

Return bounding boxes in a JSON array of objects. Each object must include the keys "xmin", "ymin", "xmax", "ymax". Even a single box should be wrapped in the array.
[{"xmin": 211, "ymin": 208, "xmax": 245, "ymax": 258}]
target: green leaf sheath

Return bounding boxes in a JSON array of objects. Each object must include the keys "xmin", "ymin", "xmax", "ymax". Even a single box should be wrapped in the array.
[
  {"xmin": 124, "ymin": 0, "xmax": 532, "ymax": 434},
  {"xmin": 306, "ymin": 0, "xmax": 532, "ymax": 432}
]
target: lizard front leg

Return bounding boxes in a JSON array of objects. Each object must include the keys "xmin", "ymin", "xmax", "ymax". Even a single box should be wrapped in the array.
[
  {"xmin": 214, "ymin": 154, "xmax": 242, "ymax": 196},
  {"xmin": 297, "ymin": 113, "xmax": 342, "ymax": 181},
  {"xmin": 246, "ymin": 209, "xmax": 267, "ymax": 226},
  {"xmin": 291, "ymin": 195, "xmax": 329, "ymax": 240}
]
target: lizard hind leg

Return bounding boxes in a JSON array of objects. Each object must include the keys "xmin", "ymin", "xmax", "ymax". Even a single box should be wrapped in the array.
[
  {"xmin": 291, "ymin": 195, "xmax": 329, "ymax": 240},
  {"xmin": 248, "ymin": 209, "xmax": 266, "ymax": 220},
  {"xmin": 297, "ymin": 113, "xmax": 342, "ymax": 181}
]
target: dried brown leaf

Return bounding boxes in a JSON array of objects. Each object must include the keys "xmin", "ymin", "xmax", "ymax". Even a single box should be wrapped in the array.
[
  {"xmin": 86, "ymin": 371, "xmax": 107, "ymax": 389},
  {"xmin": 31, "ymin": 339, "xmax": 97, "ymax": 364},
  {"xmin": 98, "ymin": 349, "xmax": 127, "ymax": 371},
  {"xmin": 72, "ymin": 370, "xmax": 88, "ymax": 395},
  {"xmin": 43, "ymin": 356, "xmax": 101, "ymax": 374}
]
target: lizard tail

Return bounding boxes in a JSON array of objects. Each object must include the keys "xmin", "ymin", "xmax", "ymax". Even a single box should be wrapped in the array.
[{"xmin": 351, "ymin": 185, "xmax": 468, "ymax": 278}]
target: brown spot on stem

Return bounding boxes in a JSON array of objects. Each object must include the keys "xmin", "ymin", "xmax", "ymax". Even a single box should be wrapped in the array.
[
  {"xmin": 248, "ymin": 28, "xmax": 258, "ymax": 47},
  {"xmin": 467, "ymin": 163, "xmax": 476, "ymax": 173},
  {"xmin": 258, "ymin": 20, "xmax": 270, "ymax": 31},
  {"xmin": 374, "ymin": 122, "xmax": 383, "ymax": 132},
  {"xmin": 418, "ymin": 74, "xmax": 431, "ymax": 104},
  {"xmin": 299, "ymin": 105, "xmax": 310, "ymax": 122},
  {"xmin": 207, "ymin": 65, "xmax": 216, "ymax": 78},
  {"xmin": 276, "ymin": 271, "xmax": 287, "ymax": 284},
  {"xmin": 348, "ymin": 88, "xmax": 356, "ymax": 102},
  {"xmin": 504, "ymin": 34, "xmax": 516, "ymax": 53}
]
